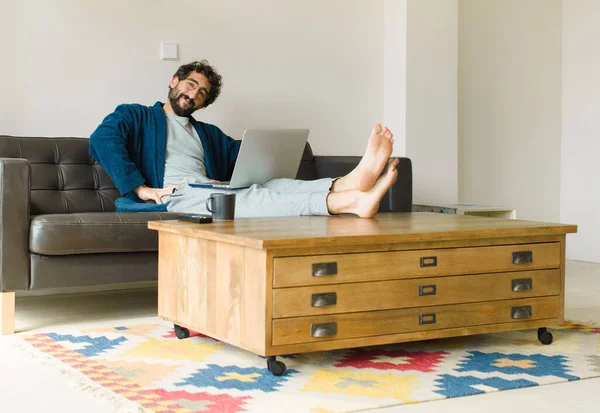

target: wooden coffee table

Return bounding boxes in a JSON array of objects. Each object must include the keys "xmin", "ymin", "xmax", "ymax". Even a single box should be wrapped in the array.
[{"xmin": 148, "ymin": 212, "xmax": 577, "ymax": 375}]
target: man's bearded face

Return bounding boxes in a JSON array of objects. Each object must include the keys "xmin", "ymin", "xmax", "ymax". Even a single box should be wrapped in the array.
[
  {"xmin": 168, "ymin": 84, "xmax": 200, "ymax": 117},
  {"xmin": 167, "ymin": 73, "xmax": 210, "ymax": 117}
]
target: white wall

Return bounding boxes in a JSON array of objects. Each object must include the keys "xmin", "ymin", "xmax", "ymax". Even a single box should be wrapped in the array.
[
  {"xmin": 562, "ymin": 1, "xmax": 600, "ymax": 262},
  {"xmin": 406, "ymin": 0, "xmax": 458, "ymax": 204},
  {"xmin": 0, "ymin": 1, "xmax": 17, "ymax": 133},
  {"xmin": 458, "ymin": 0, "xmax": 562, "ymax": 222},
  {"xmin": 1, "ymin": 0, "xmax": 384, "ymax": 157},
  {"xmin": 384, "ymin": 0, "xmax": 407, "ymax": 157}
]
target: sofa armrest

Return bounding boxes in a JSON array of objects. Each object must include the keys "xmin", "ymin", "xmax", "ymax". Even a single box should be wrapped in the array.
[
  {"xmin": 313, "ymin": 156, "xmax": 412, "ymax": 213},
  {"xmin": 0, "ymin": 158, "xmax": 30, "ymax": 291}
]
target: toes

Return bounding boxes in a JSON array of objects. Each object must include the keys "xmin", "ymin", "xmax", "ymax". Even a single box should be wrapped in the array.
[
  {"xmin": 387, "ymin": 158, "xmax": 400, "ymax": 171},
  {"xmin": 372, "ymin": 124, "xmax": 395, "ymax": 140}
]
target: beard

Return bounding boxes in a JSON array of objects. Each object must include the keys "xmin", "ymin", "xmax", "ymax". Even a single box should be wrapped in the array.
[{"xmin": 168, "ymin": 87, "xmax": 198, "ymax": 117}]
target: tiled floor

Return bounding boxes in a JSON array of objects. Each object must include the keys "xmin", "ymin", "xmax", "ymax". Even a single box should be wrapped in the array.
[{"xmin": 1, "ymin": 260, "xmax": 598, "ymax": 413}]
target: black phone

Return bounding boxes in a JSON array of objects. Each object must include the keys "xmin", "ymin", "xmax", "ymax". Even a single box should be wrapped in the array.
[{"xmin": 177, "ymin": 214, "xmax": 213, "ymax": 224}]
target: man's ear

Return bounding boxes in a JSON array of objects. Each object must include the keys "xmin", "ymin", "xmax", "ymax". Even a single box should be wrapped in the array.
[{"xmin": 169, "ymin": 76, "xmax": 180, "ymax": 89}]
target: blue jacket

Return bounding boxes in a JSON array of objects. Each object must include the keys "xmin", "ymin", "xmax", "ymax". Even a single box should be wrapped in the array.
[{"xmin": 89, "ymin": 102, "xmax": 240, "ymax": 212}]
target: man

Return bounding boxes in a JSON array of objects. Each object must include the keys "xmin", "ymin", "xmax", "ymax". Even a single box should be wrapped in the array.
[{"xmin": 89, "ymin": 60, "xmax": 398, "ymax": 218}]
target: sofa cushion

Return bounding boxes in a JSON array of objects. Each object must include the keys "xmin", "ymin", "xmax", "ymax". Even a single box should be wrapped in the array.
[{"xmin": 30, "ymin": 212, "xmax": 178, "ymax": 255}]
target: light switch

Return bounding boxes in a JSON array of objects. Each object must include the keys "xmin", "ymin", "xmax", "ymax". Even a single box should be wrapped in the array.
[{"xmin": 160, "ymin": 43, "xmax": 178, "ymax": 60}]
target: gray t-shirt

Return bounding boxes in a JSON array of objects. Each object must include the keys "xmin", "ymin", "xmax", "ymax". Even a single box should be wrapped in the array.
[{"xmin": 163, "ymin": 112, "xmax": 209, "ymax": 185}]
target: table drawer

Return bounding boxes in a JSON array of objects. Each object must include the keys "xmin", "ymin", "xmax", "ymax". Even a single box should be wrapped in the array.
[
  {"xmin": 272, "ymin": 296, "xmax": 559, "ymax": 346},
  {"xmin": 272, "ymin": 269, "xmax": 560, "ymax": 318},
  {"xmin": 273, "ymin": 243, "xmax": 559, "ymax": 287}
]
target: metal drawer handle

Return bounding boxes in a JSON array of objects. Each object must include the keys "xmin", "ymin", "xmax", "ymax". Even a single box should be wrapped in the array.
[
  {"xmin": 310, "ymin": 322, "xmax": 337, "ymax": 337},
  {"xmin": 512, "ymin": 251, "xmax": 533, "ymax": 264},
  {"xmin": 419, "ymin": 313, "xmax": 437, "ymax": 325},
  {"xmin": 419, "ymin": 285, "xmax": 437, "ymax": 296},
  {"xmin": 512, "ymin": 278, "xmax": 533, "ymax": 292},
  {"xmin": 311, "ymin": 292, "xmax": 337, "ymax": 307},
  {"xmin": 511, "ymin": 305, "xmax": 532, "ymax": 319},
  {"xmin": 420, "ymin": 256, "xmax": 438, "ymax": 267},
  {"xmin": 312, "ymin": 262, "xmax": 338, "ymax": 277}
]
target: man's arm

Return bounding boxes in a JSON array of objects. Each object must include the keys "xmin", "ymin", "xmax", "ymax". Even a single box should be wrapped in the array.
[
  {"xmin": 90, "ymin": 105, "xmax": 177, "ymax": 204},
  {"xmin": 133, "ymin": 184, "xmax": 176, "ymax": 204},
  {"xmin": 89, "ymin": 104, "xmax": 146, "ymax": 196}
]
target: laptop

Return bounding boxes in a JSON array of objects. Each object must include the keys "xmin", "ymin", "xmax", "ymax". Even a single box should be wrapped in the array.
[{"xmin": 189, "ymin": 128, "xmax": 309, "ymax": 189}]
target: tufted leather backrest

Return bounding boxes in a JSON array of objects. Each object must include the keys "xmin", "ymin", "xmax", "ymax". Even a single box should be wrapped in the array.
[
  {"xmin": 0, "ymin": 136, "xmax": 119, "ymax": 214},
  {"xmin": 1, "ymin": 137, "xmax": 318, "ymax": 215}
]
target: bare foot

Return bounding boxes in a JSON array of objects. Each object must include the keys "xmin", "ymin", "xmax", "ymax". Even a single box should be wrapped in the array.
[
  {"xmin": 327, "ymin": 161, "xmax": 398, "ymax": 218},
  {"xmin": 332, "ymin": 124, "xmax": 394, "ymax": 192}
]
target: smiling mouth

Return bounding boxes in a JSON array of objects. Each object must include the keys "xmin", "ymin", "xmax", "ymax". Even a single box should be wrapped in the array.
[{"xmin": 179, "ymin": 95, "xmax": 193, "ymax": 106}]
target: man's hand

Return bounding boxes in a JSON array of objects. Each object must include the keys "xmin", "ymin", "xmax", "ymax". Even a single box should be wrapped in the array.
[{"xmin": 134, "ymin": 184, "xmax": 177, "ymax": 204}]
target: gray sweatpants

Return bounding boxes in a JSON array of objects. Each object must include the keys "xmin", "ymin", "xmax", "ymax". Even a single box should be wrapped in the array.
[{"xmin": 163, "ymin": 178, "xmax": 334, "ymax": 217}]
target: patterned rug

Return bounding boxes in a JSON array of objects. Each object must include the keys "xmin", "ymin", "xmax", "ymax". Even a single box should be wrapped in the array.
[{"xmin": 15, "ymin": 320, "xmax": 600, "ymax": 413}]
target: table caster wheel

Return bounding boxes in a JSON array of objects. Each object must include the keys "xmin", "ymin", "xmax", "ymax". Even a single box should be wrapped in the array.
[
  {"xmin": 266, "ymin": 356, "xmax": 286, "ymax": 376},
  {"xmin": 174, "ymin": 324, "xmax": 190, "ymax": 339},
  {"xmin": 538, "ymin": 327, "xmax": 553, "ymax": 345}
]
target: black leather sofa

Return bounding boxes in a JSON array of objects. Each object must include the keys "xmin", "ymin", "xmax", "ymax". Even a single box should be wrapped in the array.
[{"xmin": 0, "ymin": 136, "xmax": 412, "ymax": 334}]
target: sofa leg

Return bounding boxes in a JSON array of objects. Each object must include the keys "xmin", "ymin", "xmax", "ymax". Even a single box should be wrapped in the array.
[{"xmin": 0, "ymin": 292, "xmax": 15, "ymax": 335}]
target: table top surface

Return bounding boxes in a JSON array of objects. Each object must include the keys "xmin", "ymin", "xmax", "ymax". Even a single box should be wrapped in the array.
[
  {"xmin": 148, "ymin": 212, "xmax": 577, "ymax": 249},
  {"xmin": 413, "ymin": 203, "xmax": 516, "ymax": 211}
]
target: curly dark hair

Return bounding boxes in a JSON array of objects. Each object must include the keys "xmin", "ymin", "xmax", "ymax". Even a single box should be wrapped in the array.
[{"xmin": 172, "ymin": 60, "xmax": 223, "ymax": 108}]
